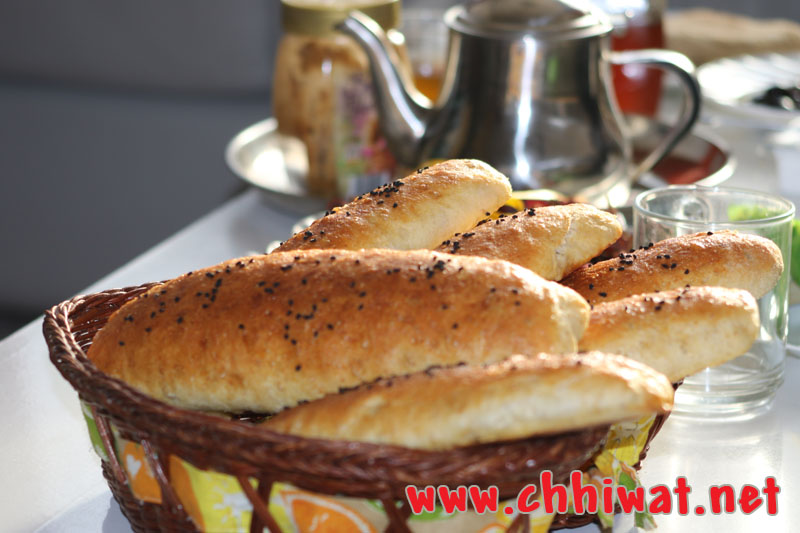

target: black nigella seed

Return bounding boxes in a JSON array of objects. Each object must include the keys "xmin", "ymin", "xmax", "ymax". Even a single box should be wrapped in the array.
[
  {"xmin": 150, "ymin": 312, "xmax": 156, "ymax": 318},
  {"xmin": 238, "ymin": 324, "xmax": 245, "ymax": 329},
  {"xmin": 177, "ymin": 316, "xmax": 183, "ymax": 324},
  {"xmin": 174, "ymin": 297, "xmax": 180, "ymax": 302},
  {"xmin": 707, "ymin": 231, "xmax": 713, "ymax": 235},
  {"xmin": 202, "ymin": 304, "xmax": 208, "ymax": 309},
  {"xmin": 671, "ymin": 263, "xmax": 677, "ymax": 269},
  {"xmin": 452, "ymin": 323, "xmax": 459, "ymax": 329},
  {"xmin": 327, "ymin": 324, "xmax": 334, "ymax": 330},
  {"xmin": 145, "ymin": 327, "xmax": 151, "ymax": 333},
  {"xmin": 301, "ymin": 279, "xmax": 307, "ymax": 285},
  {"xmin": 359, "ymin": 291, "xmax": 366, "ymax": 297},
  {"xmin": 124, "ymin": 315, "xmax": 133, "ymax": 322},
  {"xmin": 118, "ymin": 341, "xmax": 125, "ymax": 346},
  {"xmin": 206, "ymin": 272, "xmax": 214, "ymax": 278},
  {"xmin": 599, "ymin": 292, "xmax": 608, "ymax": 297},
  {"xmin": 291, "ymin": 339, "xmax": 297, "ymax": 345},
  {"xmin": 685, "ymin": 269, "xmax": 690, "ymax": 274},
  {"xmin": 588, "ymin": 283, "xmax": 594, "ymax": 290},
  {"xmin": 281, "ymin": 265, "xmax": 293, "ymax": 271},
  {"xmin": 295, "ymin": 364, "xmax": 302, "ymax": 371},
  {"xmin": 358, "ymin": 303, "xmax": 364, "ymax": 310},
  {"xmin": 392, "ymin": 203, "xmax": 398, "ymax": 208}
]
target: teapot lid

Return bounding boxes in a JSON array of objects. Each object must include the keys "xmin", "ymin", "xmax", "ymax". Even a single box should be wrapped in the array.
[{"xmin": 446, "ymin": 0, "xmax": 612, "ymax": 39}]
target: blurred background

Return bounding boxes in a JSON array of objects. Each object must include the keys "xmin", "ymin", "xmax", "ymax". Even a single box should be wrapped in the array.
[{"xmin": 1, "ymin": 0, "xmax": 799, "ymax": 339}]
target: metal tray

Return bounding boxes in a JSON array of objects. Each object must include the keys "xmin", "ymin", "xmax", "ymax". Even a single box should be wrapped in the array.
[{"xmin": 226, "ymin": 117, "xmax": 735, "ymax": 213}]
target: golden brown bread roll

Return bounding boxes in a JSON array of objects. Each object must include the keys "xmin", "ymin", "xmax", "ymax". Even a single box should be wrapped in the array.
[
  {"xmin": 87, "ymin": 249, "xmax": 590, "ymax": 413},
  {"xmin": 579, "ymin": 286, "xmax": 759, "ymax": 383},
  {"xmin": 560, "ymin": 230, "xmax": 783, "ymax": 306},
  {"xmin": 435, "ymin": 204, "xmax": 623, "ymax": 280},
  {"xmin": 275, "ymin": 159, "xmax": 512, "ymax": 252},
  {"xmin": 264, "ymin": 352, "xmax": 674, "ymax": 450}
]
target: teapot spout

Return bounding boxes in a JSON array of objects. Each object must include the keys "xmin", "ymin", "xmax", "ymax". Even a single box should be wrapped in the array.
[{"xmin": 338, "ymin": 11, "xmax": 433, "ymax": 167}]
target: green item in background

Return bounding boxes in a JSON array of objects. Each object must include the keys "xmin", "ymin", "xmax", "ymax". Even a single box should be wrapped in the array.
[
  {"xmin": 727, "ymin": 204, "xmax": 800, "ymax": 286},
  {"xmin": 792, "ymin": 219, "xmax": 800, "ymax": 287}
]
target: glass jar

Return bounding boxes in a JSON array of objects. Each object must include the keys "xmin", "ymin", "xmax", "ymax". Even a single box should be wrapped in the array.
[{"xmin": 273, "ymin": 0, "xmax": 407, "ymax": 200}]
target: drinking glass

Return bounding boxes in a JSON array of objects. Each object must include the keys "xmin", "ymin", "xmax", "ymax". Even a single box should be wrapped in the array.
[{"xmin": 633, "ymin": 185, "xmax": 794, "ymax": 418}]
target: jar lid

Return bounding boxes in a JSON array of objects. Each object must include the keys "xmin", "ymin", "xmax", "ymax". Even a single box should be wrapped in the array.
[
  {"xmin": 446, "ymin": 0, "xmax": 612, "ymax": 39},
  {"xmin": 282, "ymin": 0, "xmax": 401, "ymax": 35}
]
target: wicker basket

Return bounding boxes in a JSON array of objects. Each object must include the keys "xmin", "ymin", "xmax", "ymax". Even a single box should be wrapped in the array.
[{"xmin": 44, "ymin": 285, "xmax": 667, "ymax": 532}]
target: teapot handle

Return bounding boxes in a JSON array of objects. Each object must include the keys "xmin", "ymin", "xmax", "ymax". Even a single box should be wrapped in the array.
[{"xmin": 608, "ymin": 49, "xmax": 702, "ymax": 183}]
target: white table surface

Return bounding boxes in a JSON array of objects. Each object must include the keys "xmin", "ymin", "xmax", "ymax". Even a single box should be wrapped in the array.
[{"xmin": 3, "ymin": 130, "xmax": 800, "ymax": 532}]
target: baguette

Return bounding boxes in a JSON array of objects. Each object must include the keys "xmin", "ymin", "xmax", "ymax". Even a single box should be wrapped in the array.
[
  {"xmin": 87, "ymin": 249, "xmax": 590, "ymax": 413},
  {"xmin": 435, "ymin": 204, "xmax": 623, "ymax": 280},
  {"xmin": 264, "ymin": 352, "xmax": 674, "ymax": 450},
  {"xmin": 560, "ymin": 230, "xmax": 783, "ymax": 305},
  {"xmin": 579, "ymin": 286, "xmax": 760, "ymax": 383},
  {"xmin": 275, "ymin": 159, "xmax": 512, "ymax": 252}
]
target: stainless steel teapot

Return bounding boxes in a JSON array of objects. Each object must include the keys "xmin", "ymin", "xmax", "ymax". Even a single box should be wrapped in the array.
[{"xmin": 338, "ymin": 0, "xmax": 701, "ymax": 205}]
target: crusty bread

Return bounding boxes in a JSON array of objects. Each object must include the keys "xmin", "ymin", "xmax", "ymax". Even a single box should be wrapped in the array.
[
  {"xmin": 435, "ymin": 204, "xmax": 623, "ymax": 281},
  {"xmin": 264, "ymin": 352, "xmax": 674, "ymax": 450},
  {"xmin": 579, "ymin": 286, "xmax": 759, "ymax": 383},
  {"xmin": 560, "ymin": 230, "xmax": 783, "ymax": 305},
  {"xmin": 275, "ymin": 159, "xmax": 512, "ymax": 252},
  {"xmin": 87, "ymin": 249, "xmax": 590, "ymax": 413}
]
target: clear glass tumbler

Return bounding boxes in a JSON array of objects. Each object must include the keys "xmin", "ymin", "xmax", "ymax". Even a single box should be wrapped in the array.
[{"xmin": 633, "ymin": 185, "xmax": 794, "ymax": 418}]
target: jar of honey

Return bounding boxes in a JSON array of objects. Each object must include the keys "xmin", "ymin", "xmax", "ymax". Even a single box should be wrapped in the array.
[{"xmin": 273, "ymin": 0, "xmax": 408, "ymax": 200}]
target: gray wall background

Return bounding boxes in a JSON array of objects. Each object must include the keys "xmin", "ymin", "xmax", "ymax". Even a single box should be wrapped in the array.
[{"xmin": 1, "ymin": 0, "xmax": 798, "ymax": 338}]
